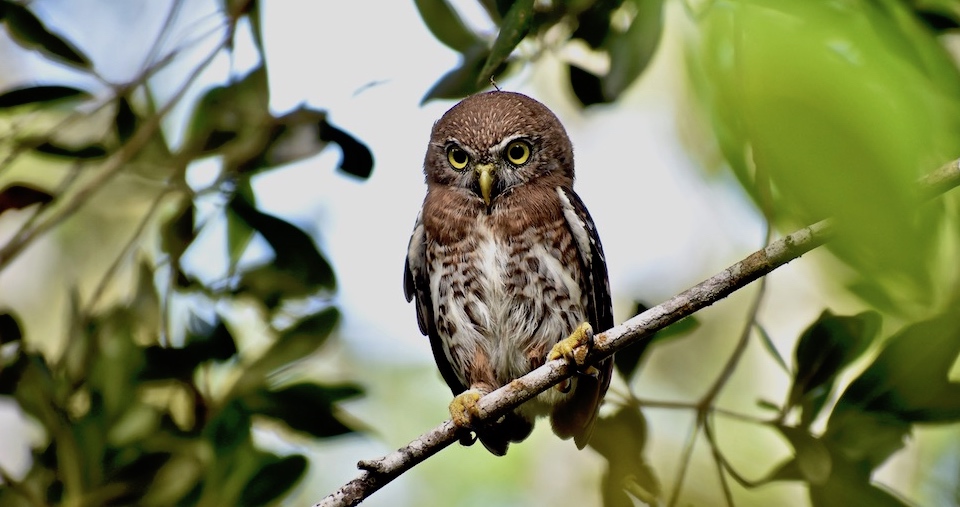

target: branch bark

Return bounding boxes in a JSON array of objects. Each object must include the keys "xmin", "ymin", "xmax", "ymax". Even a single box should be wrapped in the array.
[{"xmin": 315, "ymin": 159, "xmax": 960, "ymax": 507}]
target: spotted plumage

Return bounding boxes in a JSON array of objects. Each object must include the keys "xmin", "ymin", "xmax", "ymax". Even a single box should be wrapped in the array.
[{"xmin": 404, "ymin": 91, "xmax": 613, "ymax": 455}]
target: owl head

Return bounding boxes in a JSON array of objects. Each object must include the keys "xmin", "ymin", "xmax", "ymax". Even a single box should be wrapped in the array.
[{"xmin": 423, "ymin": 91, "xmax": 575, "ymax": 206}]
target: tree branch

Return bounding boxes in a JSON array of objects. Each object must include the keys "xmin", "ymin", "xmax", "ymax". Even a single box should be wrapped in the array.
[{"xmin": 315, "ymin": 159, "xmax": 960, "ymax": 507}]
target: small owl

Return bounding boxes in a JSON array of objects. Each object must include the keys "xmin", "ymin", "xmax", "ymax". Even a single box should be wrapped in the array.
[{"xmin": 404, "ymin": 91, "xmax": 613, "ymax": 455}]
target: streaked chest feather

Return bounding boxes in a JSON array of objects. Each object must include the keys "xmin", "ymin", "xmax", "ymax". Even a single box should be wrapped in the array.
[{"xmin": 429, "ymin": 214, "xmax": 584, "ymax": 385}]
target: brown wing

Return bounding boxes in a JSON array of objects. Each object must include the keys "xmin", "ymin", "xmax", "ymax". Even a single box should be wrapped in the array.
[
  {"xmin": 553, "ymin": 186, "xmax": 614, "ymax": 449},
  {"xmin": 404, "ymin": 211, "xmax": 467, "ymax": 395}
]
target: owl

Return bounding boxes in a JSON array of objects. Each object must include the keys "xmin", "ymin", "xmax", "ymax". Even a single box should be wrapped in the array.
[{"xmin": 403, "ymin": 91, "xmax": 613, "ymax": 455}]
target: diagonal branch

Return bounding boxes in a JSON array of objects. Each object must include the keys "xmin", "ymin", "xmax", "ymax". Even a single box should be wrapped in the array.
[{"xmin": 315, "ymin": 159, "xmax": 960, "ymax": 507}]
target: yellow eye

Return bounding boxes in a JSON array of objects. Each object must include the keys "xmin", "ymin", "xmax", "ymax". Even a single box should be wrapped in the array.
[
  {"xmin": 447, "ymin": 146, "xmax": 469, "ymax": 170},
  {"xmin": 505, "ymin": 141, "xmax": 531, "ymax": 165}
]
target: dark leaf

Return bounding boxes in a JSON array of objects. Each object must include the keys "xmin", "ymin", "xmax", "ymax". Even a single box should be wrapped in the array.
[
  {"xmin": 238, "ymin": 454, "xmax": 308, "ymax": 507},
  {"xmin": 32, "ymin": 141, "xmax": 107, "ymax": 159},
  {"xmin": 571, "ymin": 0, "xmax": 619, "ymax": 48},
  {"xmin": 0, "ymin": 85, "xmax": 88, "ymax": 108},
  {"xmin": 788, "ymin": 310, "xmax": 880, "ymax": 425},
  {"xmin": 776, "ymin": 425, "xmax": 831, "ymax": 485},
  {"xmin": 141, "ymin": 317, "xmax": 237, "ymax": 381},
  {"xmin": 205, "ymin": 399, "xmax": 252, "ymax": 452},
  {"xmin": 3, "ymin": 3, "xmax": 91, "ymax": 68},
  {"xmin": 603, "ymin": 0, "xmax": 664, "ymax": 100},
  {"xmin": 589, "ymin": 405, "xmax": 660, "ymax": 505},
  {"xmin": 114, "ymin": 96, "xmax": 137, "ymax": 144},
  {"xmin": 0, "ymin": 311, "xmax": 22, "ymax": 344},
  {"xmin": 0, "ymin": 184, "xmax": 53, "ymax": 214},
  {"xmin": 833, "ymin": 310, "xmax": 960, "ymax": 423},
  {"xmin": 569, "ymin": 64, "xmax": 606, "ymax": 107},
  {"xmin": 161, "ymin": 201, "xmax": 195, "ymax": 262},
  {"xmin": 808, "ymin": 450, "xmax": 910, "ymax": 507},
  {"xmin": 225, "ymin": 179, "xmax": 256, "ymax": 268},
  {"xmin": 477, "ymin": 0, "xmax": 535, "ymax": 85},
  {"xmin": 230, "ymin": 194, "xmax": 336, "ymax": 295},
  {"xmin": 414, "ymin": 0, "xmax": 481, "ymax": 52},
  {"xmin": 231, "ymin": 308, "xmax": 339, "ymax": 395},
  {"xmin": 244, "ymin": 382, "xmax": 361, "ymax": 438},
  {"xmin": 422, "ymin": 43, "xmax": 496, "ymax": 103},
  {"xmin": 615, "ymin": 301, "xmax": 697, "ymax": 380},
  {"xmin": 824, "ymin": 409, "xmax": 910, "ymax": 471},
  {"xmin": 318, "ymin": 118, "xmax": 374, "ymax": 179}
]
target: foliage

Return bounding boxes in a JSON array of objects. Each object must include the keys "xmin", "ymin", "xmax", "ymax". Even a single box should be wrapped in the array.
[
  {"xmin": 0, "ymin": 1, "xmax": 372, "ymax": 505},
  {"xmin": 415, "ymin": 1, "xmax": 960, "ymax": 506}
]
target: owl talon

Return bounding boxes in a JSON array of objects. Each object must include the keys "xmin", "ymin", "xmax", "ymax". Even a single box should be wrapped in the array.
[
  {"xmin": 548, "ymin": 322, "xmax": 594, "ymax": 367},
  {"xmin": 449, "ymin": 390, "xmax": 482, "ymax": 427}
]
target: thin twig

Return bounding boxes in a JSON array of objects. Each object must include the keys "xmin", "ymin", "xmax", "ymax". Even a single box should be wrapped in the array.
[{"xmin": 315, "ymin": 159, "xmax": 960, "ymax": 507}]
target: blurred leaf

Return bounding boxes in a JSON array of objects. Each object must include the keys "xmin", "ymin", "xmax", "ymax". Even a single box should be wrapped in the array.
[
  {"xmin": 602, "ymin": 0, "xmax": 664, "ymax": 101},
  {"xmin": 690, "ymin": 0, "xmax": 960, "ymax": 306},
  {"xmin": 0, "ymin": 311, "xmax": 22, "ymax": 344},
  {"xmin": 777, "ymin": 425, "xmax": 831, "ymax": 485},
  {"xmin": 824, "ymin": 408, "xmax": 910, "ymax": 471},
  {"xmin": 787, "ymin": 310, "xmax": 880, "ymax": 427},
  {"xmin": 615, "ymin": 301, "xmax": 698, "ymax": 380},
  {"xmin": 225, "ymin": 179, "xmax": 256, "ymax": 269},
  {"xmin": 2, "ymin": 2, "xmax": 91, "ymax": 68},
  {"xmin": 114, "ymin": 96, "xmax": 137, "ymax": 144},
  {"xmin": 206, "ymin": 399, "xmax": 252, "ymax": 452},
  {"xmin": 478, "ymin": 0, "xmax": 535, "ymax": 85},
  {"xmin": 32, "ymin": 141, "xmax": 107, "ymax": 159},
  {"xmin": 319, "ymin": 117, "xmax": 374, "ymax": 179},
  {"xmin": 0, "ymin": 184, "xmax": 53, "ymax": 214},
  {"xmin": 571, "ymin": 0, "xmax": 619, "ymax": 48},
  {"xmin": 415, "ymin": 0, "xmax": 480, "ymax": 52},
  {"xmin": 238, "ymin": 454, "xmax": 307, "ymax": 507},
  {"xmin": 832, "ymin": 311, "xmax": 960, "ymax": 423},
  {"xmin": 589, "ymin": 405, "xmax": 660, "ymax": 507},
  {"xmin": 141, "ymin": 317, "xmax": 237, "ymax": 381},
  {"xmin": 161, "ymin": 200, "xmax": 195, "ymax": 263},
  {"xmin": 423, "ymin": 42, "xmax": 495, "ymax": 103},
  {"xmin": 244, "ymin": 382, "xmax": 361, "ymax": 438},
  {"xmin": 755, "ymin": 322, "xmax": 789, "ymax": 374},
  {"xmin": 230, "ymin": 194, "xmax": 336, "ymax": 302},
  {"xmin": 807, "ymin": 450, "xmax": 911, "ymax": 507},
  {"xmin": 231, "ymin": 308, "xmax": 339, "ymax": 395},
  {"xmin": 0, "ymin": 85, "xmax": 88, "ymax": 108},
  {"xmin": 569, "ymin": 64, "xmax": 605, "ymax": 107},
  {"xmin": 185, "ymin": 66, "xmax": 269, "ymax": 156}
]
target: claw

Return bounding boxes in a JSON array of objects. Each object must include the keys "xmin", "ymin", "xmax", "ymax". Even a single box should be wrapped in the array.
[
  {"xmin": 449, "ymin": 390, "xmax": 482, "ymax": 427},
  {"xmin": 548, "ymin": 322, "xmax": 594, "ymax": 367}
]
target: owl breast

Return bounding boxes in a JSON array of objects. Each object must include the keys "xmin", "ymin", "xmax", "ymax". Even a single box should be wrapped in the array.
[{"xmin": 429, "ymin": 211, "xmax": 586, "ymax": 395}]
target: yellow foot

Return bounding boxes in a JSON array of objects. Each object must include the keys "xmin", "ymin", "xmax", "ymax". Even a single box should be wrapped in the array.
[
  {"xmin": 449, "ymin": 390, "xmax": 482, "ymax": 427},
  {"xmin": 548, "ymin": 322, "xmax": 594, "ymax": 366}
]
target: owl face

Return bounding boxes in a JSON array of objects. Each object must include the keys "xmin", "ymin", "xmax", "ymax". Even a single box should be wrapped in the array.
[{"xmin": 424, "ymin": 92, "xmax": 575, "ymax": 206}]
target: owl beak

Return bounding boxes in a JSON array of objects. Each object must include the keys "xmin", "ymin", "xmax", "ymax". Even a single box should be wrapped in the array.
[{"xmin": 475, "ymin": 163, "xmax": 495, "ymax": 206}]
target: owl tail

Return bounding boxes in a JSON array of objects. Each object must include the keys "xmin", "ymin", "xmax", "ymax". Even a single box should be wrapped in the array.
[
  {"xmin": 476, "ymin": 411, "xmax": 534, "ymax": 456},
  {"xmin": 550, "ymin": 357, "xmax": 613, "ymax": 449}
]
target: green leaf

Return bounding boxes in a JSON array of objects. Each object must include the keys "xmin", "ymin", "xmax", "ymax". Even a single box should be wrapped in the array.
[
  {"xmin": 415, "ymin": 0, "xmax": 481, "ymax": 52},
  {"xmin": 243, "ymin": 382, "xmax": 361, "ymax": 438},
  {"xmin": 0, "ymin": 184, "xmax": 53, "ymax": 215},
  {"xmin": 161, "ymin": 200, "xmax": 195, "ymax": 263},
  {"xmin": 477, "ymin": 0, "xmax": 535, "ymax": 86},
  {"xmin": 808, "ymin": 450, "xmax": 911, "ymax": 507},
  {"xmin": 0, "ymin": 85, "xmax": 88, "ymax": 108},
  {"xmin": 588, "ymin": 405, "xmax": 660, "ymax": 506},
  {"xmin": 777, "ymin": 425, "xmax": 831, "ymax": 485},
  {"xmin": 787, "ymin": 310, "xmax": 880, "ymax": 427},
  {"xmin": 318, "ymin": 117, "xmax": 374, "ymax": 179},
  {"xmin": 755, "ymin": 322, "xmax": 789, "ymax": 374},
  {"xmin": 231, "ymin": 308, "xmax": 339, "ymax": 396},
  {"xmin": 32, "ymin": 141, "xmax": 107, "ymax": 159},
  {"xmin": 0, "ymin": 311, "xmax": 22, "ymax": 344},
  {"xmin": 833, "ymin": 311, "xmax": 960, "ymax": 423},
  {"xmin": 423, "ymin": 43, "xmax": 495, "ymax": 103},
  {"xmin": 238, "ymin": 454, "xmax": 307, "ymax": 507},
  {"xmin": 603, "ymin": 0, "xmax": 664, "ymax": 101},
  {"xmin": 141, "ymin": 316, "xmax": 237, "ymax": 381},
  {"xmin": 230, "ymin": 194, "xmax": 336, "ymax": 301},
  {"xmin": 3, "ymin": 2, "xmax": 91, "ymax": 68},
  {"xmin": 114, "ymin": 96, "xmax": 137, "ymax": 144}
]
